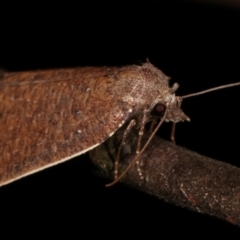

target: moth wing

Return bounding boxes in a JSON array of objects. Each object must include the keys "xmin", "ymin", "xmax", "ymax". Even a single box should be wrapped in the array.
[{"xmin": 0, "ymin": 67, "xmax": 133, "ymax": 186}]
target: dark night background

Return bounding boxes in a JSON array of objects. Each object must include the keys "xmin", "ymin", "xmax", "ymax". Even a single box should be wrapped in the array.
[{"xmin": 1, "ymin": 0, "xmax": 240, "ymax": 237}]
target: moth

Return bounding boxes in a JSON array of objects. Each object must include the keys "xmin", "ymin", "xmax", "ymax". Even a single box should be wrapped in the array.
[{"xmin": 0, "ymin": 61, "xmax": 239, "ymax": 187}]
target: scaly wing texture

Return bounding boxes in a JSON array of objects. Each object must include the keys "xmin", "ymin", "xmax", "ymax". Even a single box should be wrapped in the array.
[{"xmin": 0, "ymin": 66, "xmax": 137, "ymax": 186}]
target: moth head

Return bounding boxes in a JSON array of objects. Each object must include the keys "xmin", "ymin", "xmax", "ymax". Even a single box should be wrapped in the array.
[
  {"xmin": 150, "ymin": 82, "xmax": 190, "ymax": 123},
  {"xmin": 161, "ymin": 80, "xmax": 240, "ymax": 123}
]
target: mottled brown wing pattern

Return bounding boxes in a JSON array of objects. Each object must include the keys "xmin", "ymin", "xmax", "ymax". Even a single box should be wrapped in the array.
[{"xmin": 0, "ymin": 66, "xmax": 137, "ymax": 186}]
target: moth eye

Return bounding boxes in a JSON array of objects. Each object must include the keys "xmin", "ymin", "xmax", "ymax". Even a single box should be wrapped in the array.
[{"xmin": 151, "ymin": 103, "xmax": 166, "ymax": 116}]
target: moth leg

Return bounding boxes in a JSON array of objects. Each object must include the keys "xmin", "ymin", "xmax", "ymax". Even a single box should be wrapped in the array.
[
  {"xmin": 114, "ymin": 119, "xmax": 136, "ymax": 179},
  {"xmin": 170, "ymin": 122, "xmax": 176, "ymax": 144},
  {"xmin": 149, "ymin": 119, "xmax": 157, "ymax": 133},
  {"xmin": 136, "ymin": 108, "xmax": 149, "ymax": 179}
]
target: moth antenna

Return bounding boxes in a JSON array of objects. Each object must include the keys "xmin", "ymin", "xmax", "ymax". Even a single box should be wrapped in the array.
[
  {"xmin": 181, "ymin": 82, "xmax": 240, "ymax": 99},
  {"xmin": 105, "ymin": 105, "xmax": 168, "ymax": 187}
]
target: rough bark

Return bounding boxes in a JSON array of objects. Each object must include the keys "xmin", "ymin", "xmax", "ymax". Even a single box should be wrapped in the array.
[{"xmin": 89, "ymin": 129, "xmax": 240, "ymax": 226}]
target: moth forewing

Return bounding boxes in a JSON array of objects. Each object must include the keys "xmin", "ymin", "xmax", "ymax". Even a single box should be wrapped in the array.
[{"xmin": 0, "ymin": 66, "xmax": 136, "ymax": 186}]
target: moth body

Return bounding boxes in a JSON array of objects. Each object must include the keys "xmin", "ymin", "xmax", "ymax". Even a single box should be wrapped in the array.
[{"xmin": 0, "ymin": 62, "xmax": 189, "ymax": 186}]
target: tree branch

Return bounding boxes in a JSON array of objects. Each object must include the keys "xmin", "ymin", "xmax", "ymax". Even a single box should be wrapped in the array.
[{"xmin": 89, "ymin": 129, "xmax": 240, "ymax": 226}]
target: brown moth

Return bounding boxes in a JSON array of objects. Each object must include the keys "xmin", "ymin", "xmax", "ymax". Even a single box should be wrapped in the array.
[{"xmin": 0, "ymin": 61, "xmax": 240, "ymax": 187}]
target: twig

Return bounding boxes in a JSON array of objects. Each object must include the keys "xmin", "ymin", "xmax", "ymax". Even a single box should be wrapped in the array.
[{"xmin": 89, "ymin": 129, "xmax": 240, "ymax": 226}]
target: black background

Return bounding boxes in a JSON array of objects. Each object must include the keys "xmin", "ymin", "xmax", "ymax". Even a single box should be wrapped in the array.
[{"xmin": 1, "ymin": 0, "xmax": 240, "ymax": 237}]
